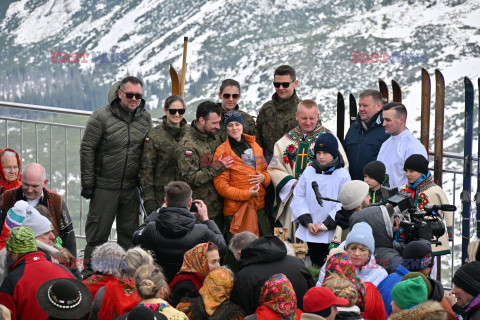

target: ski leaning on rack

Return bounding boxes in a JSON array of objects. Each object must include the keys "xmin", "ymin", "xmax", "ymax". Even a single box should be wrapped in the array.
[
  {"xmin": 392, "ymin": 80, "xmax": 402, "ymax": 102},
  {"xmin": 462, "ymin": 76, "xmax": 474, "ymax": 263},
  {"xmin": 476, "ymin": 78, "xmax": 480, "ymax": 239},
  {"xmin": 337, "ymin": 92, "xmax": 345, "ymax": 144},
  {"xmin": 420, "ymin": 69, "xmax": 431, "ymax": 154},
  {"xmin": 434, "ymin": 70, "xmax": 445, "ymax": 187},
  {"xmin": 379, "ymin": 79, "xmax": 389, "ymax": 104},
  {"xmin": 349, "ymin": 94, "xmax": 357, "ymax": 126}
]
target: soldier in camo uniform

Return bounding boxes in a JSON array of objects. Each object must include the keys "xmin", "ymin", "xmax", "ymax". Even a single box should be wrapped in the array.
[
  {"xmin": 256, "ymin": 65, "xmax": 302, "ymax": 230},
  {"xmin": 175, "ymin": 101, "xmax": 234, "ymax": 229},
  {"xmin": 216, "ymin": 79, "xmax": 256, "ymax": 142},
  {"xmin": 139, "ymin": 95, "xmax": 189, "ymax": 215}
]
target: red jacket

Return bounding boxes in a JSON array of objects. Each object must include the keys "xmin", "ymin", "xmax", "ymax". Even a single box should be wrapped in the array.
[{"xmin": 0, "ymin": 251, "xmax": 75, "ymax": 320}]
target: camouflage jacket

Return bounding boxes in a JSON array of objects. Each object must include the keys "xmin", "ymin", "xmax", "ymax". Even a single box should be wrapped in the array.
[
  {"xmin": 139, "ymin": 116, "xmax": 189, "ymax": 206},
  {"xmin": 217, "ymin": 103, "xmax": 256, "ymax": 142},
  {"xmin": 256, "ymin": 91, "xmax": 301, "ymax": 158},
  {"xmin": 175, "ymin": 121, "xmax": 226, "ymax": 219}
]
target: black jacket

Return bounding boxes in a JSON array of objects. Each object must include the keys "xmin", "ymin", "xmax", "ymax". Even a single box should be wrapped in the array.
[
  {"xmin": 230, "ymin": 236, "xmax": 314, "ymax": 315},
  {"xmin": 132, "ymin": 206, "xmax": 227, "ymax": 282}
]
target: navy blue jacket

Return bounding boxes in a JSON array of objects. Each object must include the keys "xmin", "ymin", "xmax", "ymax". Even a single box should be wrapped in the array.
[{"xmin": 343, "ymin": 112, "xmax": 390, "ymax": 180}]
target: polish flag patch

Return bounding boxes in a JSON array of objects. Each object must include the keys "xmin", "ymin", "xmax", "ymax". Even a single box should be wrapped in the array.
[
  {"xmin": 145, "ymin": 137, "xmax": 150, "ymax": 142},
  {"xmin": 186, "ymin": 150, "xmax": 193, "ymax": 156}
]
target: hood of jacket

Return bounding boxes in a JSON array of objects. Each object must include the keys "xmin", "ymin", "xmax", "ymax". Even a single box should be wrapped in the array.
[
  {"xmin": 238, "ymin": 235, "xmax": 287, "ymax": 269},
  {"xmin": 428, "ymin": 277, "xmax": 444, "ymax": 302},
  {"xmin": 388, "ymin": 300, "xmax": 448, "ymax": 320},
  {"xmin": 107, "ymin": 80, "xmax": 147, "ymax": 116},
  {"xmin": 155, "ymin": 206, "xmax": 196, "ymax": 238}
]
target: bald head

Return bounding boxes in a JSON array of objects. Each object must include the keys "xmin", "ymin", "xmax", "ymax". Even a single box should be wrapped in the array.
[{"xmin": 22, "ymin": 163, "xmax": 48, "ymax": 200}]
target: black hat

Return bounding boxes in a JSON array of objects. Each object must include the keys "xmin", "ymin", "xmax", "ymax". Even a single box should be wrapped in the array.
[
  {"xmin": 363, "ymin": 161, "xmax": 386, "ymax": 185},
  {"xmin": 401, "ymin": 240, "xmax": 433, "ymax": 271},
  {"xmin": 404, "ymin": 154, "xmax": 429, "ymax": 175},
  {"xmin": 115, "ymin": 305, "xmax": 168, "ymax": 320},
  {"xmin": 37, "ymin": 278, "xmax": 92, "ymax": 319},
  {"xmin": 453, "ymin": 261, "xmax": 480, "ymax": 297},
  {"xmin": 314, "ymin": 133, "xmax": 339, "ymax": 159}
]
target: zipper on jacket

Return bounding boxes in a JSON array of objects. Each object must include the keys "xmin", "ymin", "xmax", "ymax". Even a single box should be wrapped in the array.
[{"xmin": 120, "ymin": 123, "xmax": 131, "ymax": 189}]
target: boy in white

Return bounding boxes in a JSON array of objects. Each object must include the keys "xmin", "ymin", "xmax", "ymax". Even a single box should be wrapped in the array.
[
  {"xmin": 291, "ymin": 132, "xmax": 351, "ymax": 267},
  {"xmin": 377, "ymin": 102, "xmax": 427, "ymax": 189}
]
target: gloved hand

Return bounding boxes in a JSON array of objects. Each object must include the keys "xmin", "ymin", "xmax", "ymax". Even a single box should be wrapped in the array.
[
  {"xmin": 144, "ymin": 200, "xmax": 159, "ymax": 215},
  {"xmin": 81, "ymin": 187, "xmax": 95, "ymax": 199}
]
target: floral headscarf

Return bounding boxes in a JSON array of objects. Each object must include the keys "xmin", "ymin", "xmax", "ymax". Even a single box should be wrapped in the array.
[
  {"xmin": 200, "ymin": 268, "xmax": 233, "ymax": 316},
  {"xmin": 259, "ymin": 273, "xmax": 297, "ymax": 320},
  {"xmin": 324, "ymin": 251, "xmax": 366, "ymax": 310},
  {"xmin": 178, "ymin": 242, "xmax": 211, "ymax": 277}
]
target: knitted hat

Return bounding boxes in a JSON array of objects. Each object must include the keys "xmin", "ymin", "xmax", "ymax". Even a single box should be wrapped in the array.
[
  {"xmin": 453, "ymin": 261, "xmax": 480, "ymax": 297},
  {"xmin": 401, "ymin": 240, "xmax": 433, "ymax": 271},
  {"xmin": 345, "ymin": 222, "xmax": 375, "ymax": 254},
  {"xmin": 314, "ymin": 133, "xmax": 339, "ymax": 158},
  {"xmin": 404, "ymin": 154, "xmax": 429, "ymax": 175},
  {"xmin": 5, "ymin": 226, "xmax": 37, "ymax": 254},
  {"xmin": 362, "ymin": 282, "xmax": 387, "ymax": 320},
  {"xmin": 401, "ymin": 272, "xmax": 433, "ymax": 297},
  {"xmin": 391, "ymin": 277, "xmax": 428, "ymax": 310},
  {"xmin": 363, "ymin": 161, "xmax": 386, "ymax": 185},
  {"xmin": 224, "ymin": 111, "xmax": 244, "ymax": 126},
  {"xmin": 3, "ymin": 200, "xmax": 29, "ymax": 233},
  {"xmin": 339, "ymin": 180, "xmax": 370, "ymax": 211},
  {"xmin": 303, "ymin": 287, "xmax": 349, "ymax": 313},
  {"xmin": 22, "ymin": 205, "xmax": 53, "ymax": 237}
]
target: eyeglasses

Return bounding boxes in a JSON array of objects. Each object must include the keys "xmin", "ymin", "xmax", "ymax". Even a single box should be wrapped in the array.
[
  {"xmin": 119, "ymin": 89, "xmax": 143, "ymax": 100},
  {"xmin": 167, "ymin": 108, "xmax": 186, "ymax": 115},
  {"xmin": 222, "ymin": 93, "xmax": 240, "ymax": 99},
  {"xmin": 273, "ymin": 80, "xmax": 295, "ymax": 88}
]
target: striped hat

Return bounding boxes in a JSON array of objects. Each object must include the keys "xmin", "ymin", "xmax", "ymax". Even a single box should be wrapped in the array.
[{"xmin": 4, "ymin": 200, "xmax": 29, "ymax": 232}]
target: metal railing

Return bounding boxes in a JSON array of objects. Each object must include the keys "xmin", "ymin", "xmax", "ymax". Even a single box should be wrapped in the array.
[{"xmin": 0, "ymin": 100, "xmax": 477, "ymax": 285}]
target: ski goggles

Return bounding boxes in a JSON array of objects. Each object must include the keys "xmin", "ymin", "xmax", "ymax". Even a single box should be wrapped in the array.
[
  {"xmin": 167, "ymin": 108, "xmax": 186, "ymax": 115},
  {"xmin": 119, "ymin": 89, "xmax": 142, "ymax": 100},
  {"xmin": 222, "ymin": 93, "xmax": 240, "ymax": 99},
  {"xmin": 273, "ymin": 80, "xmax": 294, "ymax": 88}
]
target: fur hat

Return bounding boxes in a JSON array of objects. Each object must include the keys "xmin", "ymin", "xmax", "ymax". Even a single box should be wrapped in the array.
[
  {"xmin": 388, "ymin": 301, "xmax": 448, "ymax": 320},
  {"xmin": 339, "ymin": 180, "xmax": 370, "ymax": 211},
  {"xmin": 314, "ymin": 133, "xmax": 339, "ymax": 158}
]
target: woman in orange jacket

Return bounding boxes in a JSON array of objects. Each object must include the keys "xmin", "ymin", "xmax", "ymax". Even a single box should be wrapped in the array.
[{"xmin": 213, "ymin": 112, "xmax": 271, "ymax": 240}]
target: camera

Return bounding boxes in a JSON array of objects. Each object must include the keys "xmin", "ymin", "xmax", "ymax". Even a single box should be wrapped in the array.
[
  {"xmin": 383, "ymin": 192, "xmax": 455, "ymax": 245},
  {"xmin": 190, "ymin": 200, "xmax": 200, "ymax": 213}
]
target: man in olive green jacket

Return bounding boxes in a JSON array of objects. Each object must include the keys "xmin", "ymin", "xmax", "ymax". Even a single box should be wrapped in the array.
[
  {"xmin": 216, "ymin": 79, "xmax": 256, "ymax": 142},
  {"xmin": 80, "ymin": 76, "xmax": 152, "ymax": 272},
  {"xmin": 175, "ymin": 101, "xmax": 233, "ymax": 230}
]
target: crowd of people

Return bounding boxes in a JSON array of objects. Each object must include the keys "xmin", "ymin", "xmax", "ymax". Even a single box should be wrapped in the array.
[{"xmin": 0, "ymin": 65, "xmax": 478, "ymax": 319}]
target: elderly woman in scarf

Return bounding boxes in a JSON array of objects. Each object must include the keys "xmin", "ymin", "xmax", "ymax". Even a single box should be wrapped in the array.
[
  {"xmin": 169, "ymin": 243, "xmax": 221, "ymax": 308},
  {"xmin": 323, "ymin": 249, "xmax": 387, "ymax": 320},
  {"xmin": 0, "ymin": 148, "xmax": 21, "ymax": 195},
  {"xmin": 244, "ymin": 273, "xmax": 303, "ymax": 320},
  {"xmin": 176, "ymin": 267, "xmax": 245, "ymax": 319}
]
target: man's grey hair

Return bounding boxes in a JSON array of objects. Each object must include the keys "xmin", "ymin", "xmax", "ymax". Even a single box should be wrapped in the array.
[
  {"xmin": 91, "ymin": 242, "xmax": 126, "ymax": 278},
  {"xmin": 23, "ymin": 163, "xmax": 47, "ymax": 181},
  {"xmin": 229, "ymin": 231, "xmax": 258, "ymax": 261}
]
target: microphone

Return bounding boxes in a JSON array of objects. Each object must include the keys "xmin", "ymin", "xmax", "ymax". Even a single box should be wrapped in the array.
[
  {"xmin": 430, "ymin": 204, "xmax": 457, "ymax": 212},
  {"xmin": 311, "ymin": 181, "xmax": 324, "ymax": 207}
]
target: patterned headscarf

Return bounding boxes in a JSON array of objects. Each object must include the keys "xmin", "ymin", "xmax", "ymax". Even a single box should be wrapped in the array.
[
  {"xmin": 324, "ymin": 251, "xmax": 366, "ymax": 310},
  {"xmin": 178, "ymin": 242, "xmax": 210, "ymax": 277},
  {"xmin": 259, "ymin": 273, "xmax": 297, "ymax": 320},
  {"xmin": 200, "ymin": 268, "xmax": 233, "ymax": 316}
]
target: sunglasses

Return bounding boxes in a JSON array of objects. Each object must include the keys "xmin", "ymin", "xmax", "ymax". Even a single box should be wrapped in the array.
[
  {"xmin": 222, "ymin": 93, "xmax": 240, "ymax": 99},
  {"xmin": 167, "ymin": 108, "xmax": 186, "ymax": 115},
  {"xmin": 273, "ymin": 80, "xmax": 295, "ymax": 88},
  {"xmin": 225, "ymin": 111, "xmax": 242, "ymax": 118},
  {"xmin": 119, "ymin": 89, "xmax": 143, "ymax": 100}
]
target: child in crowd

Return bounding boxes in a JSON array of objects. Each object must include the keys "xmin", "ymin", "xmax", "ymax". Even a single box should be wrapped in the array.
[
  {"xmin": 363, "ymin": 160, "xmax": 391, "ymax": 204},
  {"xmin": 291, "ymin": 133, "xmax": 351, "ymax": 267}
]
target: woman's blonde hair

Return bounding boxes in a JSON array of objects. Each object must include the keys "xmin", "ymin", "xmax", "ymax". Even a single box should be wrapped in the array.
[
  {"xmin": 135, "ymin": 264, "xmax": 169, "ymax": 300},
  {"xmin": 323, "ymin": 275, "xmax": 357, "ymax": 307}
]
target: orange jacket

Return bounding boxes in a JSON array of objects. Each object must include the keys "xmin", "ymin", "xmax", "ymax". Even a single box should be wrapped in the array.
[{"xmin": 213, "ymin": 134, "xmax": 270, "ymax": 216}]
